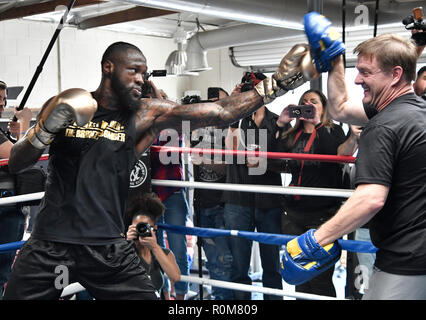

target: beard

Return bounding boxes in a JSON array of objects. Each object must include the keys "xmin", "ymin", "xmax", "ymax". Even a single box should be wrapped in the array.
[{"xmin": 110, "ymin": 72, "xmax": 142, "ymax": 112}]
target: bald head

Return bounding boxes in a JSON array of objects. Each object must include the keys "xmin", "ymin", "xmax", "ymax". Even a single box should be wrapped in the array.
[{"xmin": 101, "ymin": 42, "xmax": 146, "ymax": 69}]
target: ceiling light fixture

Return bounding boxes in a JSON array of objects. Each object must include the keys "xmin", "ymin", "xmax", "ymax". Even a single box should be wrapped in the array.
[{"xmin": 165, "ymin": 18, "xmax": 198, "ymax": 76}]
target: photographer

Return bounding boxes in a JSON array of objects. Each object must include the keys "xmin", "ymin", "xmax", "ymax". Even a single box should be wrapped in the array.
[
  {"xmin": 0, "ymin": 80, "xmax": 33, "ymax": 299},
  {"xmin": 222, "ymin": 72, "xmax": 285, "ymax": 300},
  {"xmin": 401, "ymin": 7, "xmax": 425, "ymax": 57},
  {"xmin": 126, "ymin": 193, "xmax": 181, "ymax": 298},
  {"xmin": 190, "ymin": 87, "xmax": 233, "ymax": 300},
  {"xmin": 276, "ymin": 89, "xmax": 360, "ymax": 297}
]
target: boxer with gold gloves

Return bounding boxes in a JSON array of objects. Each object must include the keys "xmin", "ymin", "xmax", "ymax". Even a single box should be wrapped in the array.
[{"xmin": 4, "ymin": 41, "xmax": 315, "ymax": 300}]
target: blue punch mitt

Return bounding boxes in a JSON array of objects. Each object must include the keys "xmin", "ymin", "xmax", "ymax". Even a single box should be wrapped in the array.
[
  {"xmin": 281, "ymin": 229, "xmax": 341, "ymax": 286},
  {"xmin": 304, "ymin": 12, "xmax": 345, "ymax": 73}
]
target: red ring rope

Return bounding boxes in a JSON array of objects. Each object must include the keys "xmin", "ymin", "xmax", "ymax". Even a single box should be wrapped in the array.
[
  {"xmin": 150, "ymin": 146, "xmax": 356, "ymax": 163},
  {"xmin": 0, "ymin": 147, "xmax": 355, "ymax": 167},
  {"xmin": 0, "ymin": 154, "xmax": 49, "ymax": 167}
]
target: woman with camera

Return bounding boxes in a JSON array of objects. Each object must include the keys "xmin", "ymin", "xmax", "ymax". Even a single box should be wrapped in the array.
[
  {"xmin": 126, "ymin": 193, "xmax": 181, "ymax": 297},
  {"xmin": 277, "ymin": 89, "xmax": 361, "ymax": 297}
]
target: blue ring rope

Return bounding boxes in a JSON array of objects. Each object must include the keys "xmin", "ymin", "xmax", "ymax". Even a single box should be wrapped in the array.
[
  {"xmin": 157, "ymin": 223, "xmax": 377, "ymax": 253},
  {"xmin": 0, "ymin": 224, "xmax": 377, "ymax": 254}
]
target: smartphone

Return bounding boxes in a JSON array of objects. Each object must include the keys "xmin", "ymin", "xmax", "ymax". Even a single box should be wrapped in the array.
[{"xmin": 287, "ymin": 105, "xmax": 315, "ymax": 119}]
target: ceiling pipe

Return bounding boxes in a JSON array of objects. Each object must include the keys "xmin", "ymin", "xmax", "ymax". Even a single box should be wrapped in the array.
[
  {"xmin": 114, "ymin": 0, "xmax": 423, "ymax": 29},
  {"xmin": 115, "ymin": 0, "xmax": 425, "ymax": 72},
  {"xmin": 116, "ymin": 0, "xmax": 315, "ymax": 30},
  {"xmin": 185, "ymin": 24, "xmax": 303, "ymax": 72},
  {"xmin": 0, "ymin": 0, "xmax": 43, "ymax": 14}
]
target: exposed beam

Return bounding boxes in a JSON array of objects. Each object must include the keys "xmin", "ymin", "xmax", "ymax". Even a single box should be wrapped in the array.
[
  {"xmin": 0, "ymin": 0, "xmax": 105, "ymax": 21},
  {"xmin": 78, "ymin": 6, "xmax": 175, "ymax": 29}
]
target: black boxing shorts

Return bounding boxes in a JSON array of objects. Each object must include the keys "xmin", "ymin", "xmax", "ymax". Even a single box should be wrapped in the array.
[{"xmin": 3, "ymin": 237, "xmax": 158, "ymax": 300}]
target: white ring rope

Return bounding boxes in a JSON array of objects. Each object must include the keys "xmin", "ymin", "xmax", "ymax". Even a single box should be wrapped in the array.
[
  {"xmin": 0, "ymin": 192, "xmax": 45, "ymax": 206},
  {"xmin": 59, "ymin": 276, "xmax": 343, "ymax": 301},
  {"xmin": 2, "ymin": 180, "xmax": 352, "ymax": 301},
  {"xmin": 0, "ymin": 181, "xmax": 353, "ymax": 206},
  {"xmin": 152, "ymin": 179, "xmax": 354, "ymax": 198}
]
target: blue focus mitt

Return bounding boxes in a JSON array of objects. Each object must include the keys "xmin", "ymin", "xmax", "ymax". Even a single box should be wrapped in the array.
[
  {"xmin": 304, "ymin": 11, "xmax": 345, "ymax": 73},
  {"xmin": 280, "ymin": 229, "xmax": 341, "ymax": 286}
]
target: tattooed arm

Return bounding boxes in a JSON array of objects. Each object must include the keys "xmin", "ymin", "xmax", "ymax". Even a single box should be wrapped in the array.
[
  {"xmin": 158, "ymin": 90, "xmax": 263, "ymax": 129},
  {"xmin": 133, "ymin": 43, "xmax": 318, "ymax": 154},
  {"xmin": 134, "ymin": 91, "xmax": 264, "ymax": 154}
]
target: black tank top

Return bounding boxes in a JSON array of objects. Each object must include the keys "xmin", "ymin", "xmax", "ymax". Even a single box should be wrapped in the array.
[{"xmin": 32, "ymin": 105, "xmax": 137, "ymax": 245}]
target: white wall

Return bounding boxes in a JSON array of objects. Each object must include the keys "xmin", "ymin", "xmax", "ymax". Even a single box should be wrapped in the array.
[
  {"xmin": 0, "ymin": 19, "xmax": 232, "ymax": 108},
  {"xmin": 186, "ymin": 48, "xmax": 243, "ymax": 99}
]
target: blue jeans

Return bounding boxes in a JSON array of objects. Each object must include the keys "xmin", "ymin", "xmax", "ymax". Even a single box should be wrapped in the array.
[
  {"xmin": 224, "ymin": 204, "xmax": 283, "ymax": 300},
  {"xmin": 0, "ymin": 206, "xmax": 25, "ymax": 299},
  {"xmin": 156, "ymin": 189, "xmax": 190, "ymax": 296},
  {"xmin": 199, "ymin": 205, "xmax": 233, "ymax": 300}
]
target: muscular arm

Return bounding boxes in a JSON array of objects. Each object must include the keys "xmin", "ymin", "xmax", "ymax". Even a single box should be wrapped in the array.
[
  {"xmin": 134, "ymin": 91, "xmax": 264, "ymax": 154},
  {"xmin": 314, "ymin": 183, "xmax": 388, "ymax": 246},
  {"xmin": 0, "ymin": 140, "xmax": 13, "ymax": 159},
  {"xmin": 327, "ymin": 56, "xmax": 369, "ymax": 126},
  {"xmin": 8, "ymin": 138, "xmax": 44, "ymax": 174},
  {"xmin": 8, "ymin": 103, "xmax": 49, "ymax": 174},
  {"xmin": 157, "ymin": 90, "xmax": 263, "ymax": 130}
]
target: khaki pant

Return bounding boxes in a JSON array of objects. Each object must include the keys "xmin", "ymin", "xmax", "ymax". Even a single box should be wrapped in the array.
[{"xmin": 363, "ymin": 267, "xmax": 426, "ymax": 300}]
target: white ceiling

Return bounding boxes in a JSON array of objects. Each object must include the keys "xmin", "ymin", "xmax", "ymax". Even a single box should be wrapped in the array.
[
  {"xmin": 14, "ymin": 0, "xmax": 425, "ymax": 39},
  {"xmin": 2, "ymin": 0, "xmax": 426, "ymax": 70},
  {"xmin": 19, "ymin": 1, "xmax": 243, "ymax": 39}
]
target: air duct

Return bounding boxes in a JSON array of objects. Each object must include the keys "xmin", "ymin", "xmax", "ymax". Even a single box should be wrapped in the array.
[
  {"xmin": 116, "ymin": 0, "xmax": 426, "ymax": 71},
  {"xmin": 118, "ymin": 0, "xmax": 425, "ymax": 27},
  {"xmin": 230, "ymin": 23, "xmax": 422, "ymax": 70},
  {"xmin": 116, "ymin": 0, "xmax": 309, "ymax": 30},
  {"xmin": 185, "ymin": 24, "xmax": 303, "ymax": 72}
]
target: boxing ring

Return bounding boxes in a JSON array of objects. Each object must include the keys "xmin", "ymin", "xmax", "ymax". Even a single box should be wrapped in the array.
[{"xmin": 0, "ymin": 146, "xmax": 377, "ymax": 300}]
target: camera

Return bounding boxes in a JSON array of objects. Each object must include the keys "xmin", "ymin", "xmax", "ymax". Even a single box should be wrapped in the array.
[
  {"xmin": 141, "ymin": 69, "xmax": 167, "ymax": 98},
  {"xmin": 182, "ymin": 94, "xmax": 202, "ymax": 105},
  {"xmin": 181, "ymin": 94, "xmax": 210, "ymax": 105},
  {"xmin": 288, "ymin": 105, "xmax": 315, "ymax": 119},
  {"xmin": 402, "ymin": 7, "xmax": 426, "ymax": 46},
  {"xmin": 136, "ymin": 222, "xmax": 154, "ymax": 237},
  {"xmin": 143, "ymin": 69, "xmax": 167, "ymax": 81},
  {"xmin": 240, "ymin": 71, "xmax": 267, "ymax": 93},
  {"xmin": 208, "ymin": 87, "xmax": 220, "ymax": 100},
  {"xmin": 241, "ymin": 82, "xmax": 254, "ymax": 92}
]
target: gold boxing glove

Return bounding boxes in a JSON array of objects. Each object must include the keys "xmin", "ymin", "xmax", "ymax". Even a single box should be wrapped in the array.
[
  {"xmin": 255, "ymin": 44, "xmax": 319, "ymax": 104},
  {"xmin": 27, "ymin": 88, "xmax": 97, "ymax": 149}
]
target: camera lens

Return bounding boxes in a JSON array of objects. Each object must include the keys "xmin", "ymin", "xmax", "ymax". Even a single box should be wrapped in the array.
[
  {"xmin": 136, "ymin": 222, "xmax": 152, "ymax": 237},
  {"xmin": 402, "ymin": 15, "xmax": 414, "ymax": 26}
]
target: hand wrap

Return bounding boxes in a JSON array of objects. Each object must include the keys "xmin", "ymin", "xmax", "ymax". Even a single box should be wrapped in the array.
[{"xmin": 254, "ymin": 44, "xmax": 318, "ymax": 104}]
